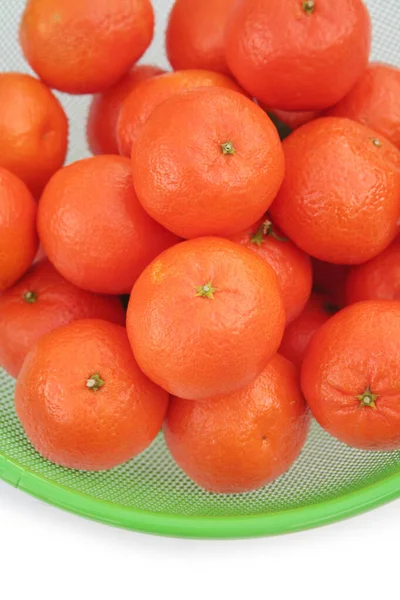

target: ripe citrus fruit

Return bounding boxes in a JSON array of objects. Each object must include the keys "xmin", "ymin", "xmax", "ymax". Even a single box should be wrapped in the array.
[
  {"xmin": 166, "ymin": 0, "xmax": 232, "ymax": 75},
  {"xmin": 0, "ymin": 259, "xmax": 126, "ymax": 378},
  {"xmin": 0, "ymin": 168, "xmax": 38, "ymax": 292},
  {"xmin": 37, "ymin": 155, "xmax": 180, "ymax": 295},
  {"xmin": 229, "ymin": 216, "xmax": 312, "ymax": 323},
  {"xmin": 326, "ymin": 63, "xmax": 400, "ymax": 150},
  {"xmin": 302, "ymin": 301, "xmax": 400, "ymax": 451},
  {"xmin": 269, "ymin": 117, "xmax": 400, "ymax": 264},
  {"xmin": 15, "ymin": 319, "xmax": 169, "ymax": 471},
  {"xmin": 87, "ymin": 64, "xmax": 166, "ymax": 156},
  {"xmin": 279, "ymin": 293, "xmax": 338, "ymax": 367},
  {"xmin": 131, "ymin": 87, "xmax": 285, "ymax": 239},
  {"xmin": 0, "ymin": 73, "xmax": 68, "ymax": 197},
  {"xmin": 164, "ymin": 354, "xmax": 310, "ymax": 493},
  {"xmin": 225, "ymin": 0, "xmax": 371, "ymax": 111},
  {"xmin": 19, "ymin": 0, "xmax": 154, "ymax": 94},
  {"xmin": 345, "ymin": 236, "xmax": 400, "ymax": 304},
  {"xmin": 127, "ymin": 237, "xmax": 285, "ymax": 400},
  {"xmin": 117, "ymin": 69, "xmax": 247, "ymax": 156}
]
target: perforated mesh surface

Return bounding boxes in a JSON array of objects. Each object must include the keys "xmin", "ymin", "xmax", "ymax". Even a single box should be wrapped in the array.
[
  {"xmin": 1, "ymin": 368, "xmax": 400, "ymax": 517},
  {"xmin": 1, "ymin": 0, "xmax": 400, "ymax": 524}
]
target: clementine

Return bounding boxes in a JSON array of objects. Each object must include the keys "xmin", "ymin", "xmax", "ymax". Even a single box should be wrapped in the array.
[
  {"xmin": 0, "ymin": 168, "xmax": 38, "ymax": 292},
  {"xmin": 15, "ymin": 319, "xmax": 169, "ymax": 470},
  {"xmin": 225, "ymin": 0, "xmax": 371, "ymax": 111},
  {"xmin": 0, "ymin": 259, "xmax": 126, "ymax": 378},
  {"xmin": 345, "ymin": 236, "xmax": 400, "ymax": 304},
  {"xmin": 127, "ymin": 237, "xmax": 285, "ymax": 400},
  {"xmin": 166, "ymin": 0, "xmax": 232, "ymax": 75},
  {"xmin": 87, "ymin": 64, "xmax": 166, "ymax": 156},
  {"xmin": 131, "ymin": 87, "xmax": 285, "ymax": 239},
  {"xmin": 279, "ymin": 293, "xmax": 338, "ymax": 367},
  {"xmin": 326, "ymin": 63, "xmax": 400, "ymax": 150},
  {"xmin": 117, "ymin": 69, "xmax": 248, "ymax": 156},
  {"xmin": 19, "ymin": 0, "xmax": 154, "ymax": 94},
  {"xmin": 302, "ymin": 301, "xmax": 400, "ymax": 451},
  {"xmin": 0, "ymin": 73, "xmax": 68, "ymax": 197},
  {"xmin": 164, "ymin": 354, "xmax": 310, "ymax": 493},
  {"xmin": 269, "ymin": 118, "xmax": 400, "ymax": 264},
  {"xmin": 37, "ymin": 156, "xmax": 180, "ymax": 295},
  {"xmin": 229, "ymin": 216, "xmax": 312, "ymax": 323}
]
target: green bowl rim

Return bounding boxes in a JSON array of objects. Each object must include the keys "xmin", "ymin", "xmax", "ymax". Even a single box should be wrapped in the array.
[{"xmin": 1, "ymin": 450, "xmax": 399, "ymax": 538}]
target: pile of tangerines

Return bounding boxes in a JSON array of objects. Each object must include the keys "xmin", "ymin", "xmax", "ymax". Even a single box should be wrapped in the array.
[{"xmin": 1, "ymin": 0, "xmax": 400, "ymax": 494}]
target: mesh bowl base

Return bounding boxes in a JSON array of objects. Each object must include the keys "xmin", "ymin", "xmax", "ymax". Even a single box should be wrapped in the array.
[
  {"xmin": 1, "ymin": 0, "xmax": 400, "ymax": 537},
  {"xmin": 1, "ymin": 368, "xmax": 400, "ymax": 538}
]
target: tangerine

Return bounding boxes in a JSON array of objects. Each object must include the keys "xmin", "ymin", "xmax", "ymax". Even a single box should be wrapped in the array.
[
  {"xmin": 225, "ymin": 0, "xmax": 371, "ymax": 111},
  {"xmin": 15, "ymin": 319, "xmax": 169, "ymax": 470},
  {"xmin": 37, "ymin": 155, "xmax": 180, "ymax": 295},
  {"xmin": 127, "ymin": 237, "xmax": 285, "ymax": 400},
  {"xmin": 117, "ymin": 69, "xmax": 247, "ymax": 156},
  {"xmin": 20, "ymin": 0, "xmax": 154, "ymax": 94},
  {"xmin": 166, "ymin": 0, "xmax": 232, "ymax": 75},
  {"xmin": 326, "ymin": 63, "xmax": 400, "ymax": 150},
  {"xmin": 164, "ymin": 354, "xmax": 310, "ymax": 493},
  {"xmin": 302, "ymin": 301, "xmax": 400, "ymax": 451},
  {"xmin": 131, "ymin": 87, "xmax": 284, "ymax": 239},
  {"xmin": 269, "ymin": 118, "xmax": 400, "ymax": 264},
  {"xmin": 228, "ymin": 216, "xmax": 312, "ymax": 323},
  {"xmin": 0, "ymin": 259, "xmax": 126, "ymax": 378},
  {"xmin": 87, "ymin": 64, "xmax": 166, "ymax": 156},
  {"xmin": 0, "ymin": 168, "xmax": 38, "ymax": 292},
  {"xmin": 0, "ymin": 73, "xmax": 68, "ymax": 197}
]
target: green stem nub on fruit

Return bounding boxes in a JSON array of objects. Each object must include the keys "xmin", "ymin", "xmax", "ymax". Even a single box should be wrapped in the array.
[
  {"xmin": 251, "ymin": 218, "xmax": 288, "ymax": 246},
  {"xmin": 221, "ymin": 142, "xmax": 236, "ymax": 155},
  {"xmin": 23, "ymin": 291, "xmax": 37, "ymax": 304},
  {"xmin": 372, "ymin": 138, "xmax": 382, "ymax": 147},
  {"xmin": 86, "ymin": 373, "xmax": 104, "ymax": 392},
  {"xmin": 302, "ymin": 0, "xmax": 315, "ymax": 14},
  {"xmin": 356, "ymin": 387, "xmax": 379, "ymax": 409},
  {"xmin": 196, "ymin": 281, "xmax": 217, "ymax": 299}
]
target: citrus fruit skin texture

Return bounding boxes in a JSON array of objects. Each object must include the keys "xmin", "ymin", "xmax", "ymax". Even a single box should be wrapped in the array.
[
  {"xmin": 301, "ymin": 301, "xmax": 400, "ymax": 451},
  {"xmin": 131, "ymin": 87, "xmax": 285, "ymax": 239},
  {"xmin": 127, "ymin": 237, "xmax": 285, "ymax": 401},
  {"xmin": 37, "ymin": 155, "xmax": 180, "ymax": 295},
  {"xmin": 0, "ymin": 259, "xmax": 126, "ymax": 379},
  {"xmin": 87, "ymin": 65, "xmax": 166, "ymax": 156},
  {"xmin": 0, "ymin": 168, "xmax": 38, "ymax": 293},
  {"xmin": 229, "ymin": 217, "xmax": 312, "ymax": 323},
  {"xmin": 15, "ymin": 319, "xmax": 169, "ymax": 471},
  {"xmin": 279, "ymin": 293, "xmax": 337, "ymax": 368},
  {"xmin": 166, "ymin": 0, "xmax": 232, "ymax": 75},
  {"xmin": 164, "ymin": 354, "xmax": 310, "ymax": 494},
  {"xmin": 0, "ymin": 73, "xmax": 68, "ymax": 198},
  {"xmin": 19, "ymin": 0, "xmax": 154, "ymax": 94},
  {"xmin": 117, "ymin": 69, "xmax": 247, "ymax": 157},
  {"xmin": 269, "ymin": 117, "xmax": 400, "ymax": 265},
  {"xmin": 225, "ymin": 0, "xmax": 371, "ymax": 111},
  {"xmin": 345, "ymin": 237, "xmax": 400, "ymax": 304},
  {"xmin": 326, "ymin": 63, "xmax": 400, "ymax": 150}
]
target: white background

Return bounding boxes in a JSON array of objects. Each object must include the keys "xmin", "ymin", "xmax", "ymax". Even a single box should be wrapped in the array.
[
  {"xmin": 1, "ymin": 481, "xmax": 399, "ymax": 599},
  {"xmin": 1, "ymin": 0, "xmax": 400, "ymax": 597}
]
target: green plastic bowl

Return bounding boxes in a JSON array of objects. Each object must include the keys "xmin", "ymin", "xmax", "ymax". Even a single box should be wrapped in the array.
[
  {"xmin": 1, "ymin": 0, "xmax": 400, "ymax": 539},
  {"xmin": 1, "ymin": 369, "xmax": 400, "ymax": 538}
]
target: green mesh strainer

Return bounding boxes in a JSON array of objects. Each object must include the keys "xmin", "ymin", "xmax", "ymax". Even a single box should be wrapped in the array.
[{"xmin": 1, "ymin": 0, "xmax": 400, "ymax": 538}]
